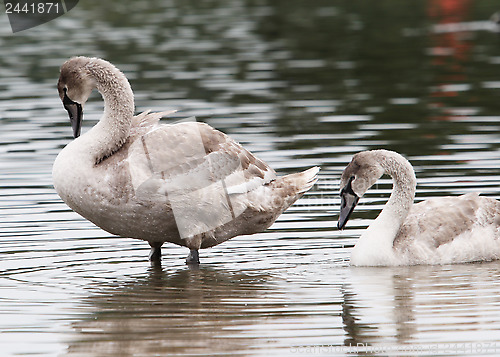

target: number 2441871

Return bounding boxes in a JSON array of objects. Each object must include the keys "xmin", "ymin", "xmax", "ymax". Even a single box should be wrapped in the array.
[{"xmin": 5, "ymin": 2, "xmax": 60, "ymax": 14}]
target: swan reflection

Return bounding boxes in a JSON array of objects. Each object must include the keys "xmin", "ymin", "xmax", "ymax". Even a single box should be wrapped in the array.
[
  {"xmin": 65, "ymin": 266, "xmax": 274, "ymax": 356},
  {"xmin": 342, "ymin": 262, "xmax": 500, "ymax": 350}
]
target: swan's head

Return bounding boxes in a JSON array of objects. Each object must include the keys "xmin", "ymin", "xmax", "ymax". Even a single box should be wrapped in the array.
[
  {"xmin": 338, "ymin": 151, "xmax": 385, "ymax": 230},
  {"xmin": 58, "ymin": 57, "xmax": 97, "ymax": 138}
]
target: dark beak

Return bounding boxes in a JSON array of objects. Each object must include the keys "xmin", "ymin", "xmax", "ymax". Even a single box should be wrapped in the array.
[
  {"xmin": 63, "ymin": 92, "xmax": 83, "ymax": 138},
  {"xmin": 338, "ymin": 177, "xmax": 360, "ymax": 230}
]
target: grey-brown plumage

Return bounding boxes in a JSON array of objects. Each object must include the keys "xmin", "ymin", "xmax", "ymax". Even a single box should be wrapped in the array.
[
  {"xmin": 338, "ymin": 149, "xmax": 500, "ymax": 266},
  {"xmin": 53, "ymin": 57, "xmax": 319, "ymax": 264}
]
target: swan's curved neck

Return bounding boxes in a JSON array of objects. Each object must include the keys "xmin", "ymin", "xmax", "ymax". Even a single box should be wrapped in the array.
[
  {"xmin": 84, "ymin": 61, "xmax": 135, "ymax": 164},
  {"xmin": 379, "ymin": 152, "xmax": 416, "ymax": 225},
  {"xmin": 351, "ymin": 151, "xmax": 416, "ymax": 265}
]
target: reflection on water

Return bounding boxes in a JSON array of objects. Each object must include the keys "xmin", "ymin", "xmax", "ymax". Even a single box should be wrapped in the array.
[
  {"xmin": 66, "ymin": 267, "xmax": 276, "ymax": 356},
  {"xmin": 343, "ymin": 263, "xmax": 500, "ymax": 353},
  {"xmin": 60, "ymin": 263, "xmax": 500, "ymax": 357},
  {"xmin": 2, "ymin": 0, "xmax": 500, "ymax": 356}
]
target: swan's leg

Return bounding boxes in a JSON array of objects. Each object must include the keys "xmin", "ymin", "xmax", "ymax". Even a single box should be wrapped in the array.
[
  {"xmin": 185, "ymin": 235, "xmax": 201, "ymax": 265},
  {"xmin": 185, "ymin": 249, "xmax": 200, "ymax": 265},
  {"xmin": 148, "ymin": 242, "xmax": 163, "ymax": 262}
]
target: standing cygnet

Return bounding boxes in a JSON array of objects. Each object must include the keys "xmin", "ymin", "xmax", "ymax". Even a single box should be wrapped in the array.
[
  {"xmin": 338, "ymin": 149, "xmax": 500, "ymax": 266},
  {"xmin": 53, "ymin": 56, "xmax": 319, "ymax": 265}
]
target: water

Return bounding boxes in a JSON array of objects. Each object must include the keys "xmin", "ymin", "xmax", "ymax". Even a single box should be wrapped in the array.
[{"xmin": 2, "ymin": 0, "xmax": 500, "ymax": 356}]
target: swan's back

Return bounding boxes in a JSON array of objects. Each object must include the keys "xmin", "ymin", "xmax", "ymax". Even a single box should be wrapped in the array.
[
  {"xmin": 120, "ymin": 114, "xmax": 278, "ymax": 197},
  {"xmin": 394, "ymin": 193, "xmax": 500, "ymax": 264}
]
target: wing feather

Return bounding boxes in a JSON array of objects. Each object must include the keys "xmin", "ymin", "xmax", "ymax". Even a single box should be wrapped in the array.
[
  {"xmin": 395, "ymin": 193, "xmax": 500, "ymax": 249},
  {"xmin": 126, "ymin": 120, "xmax": 276, "ymax": 200}
]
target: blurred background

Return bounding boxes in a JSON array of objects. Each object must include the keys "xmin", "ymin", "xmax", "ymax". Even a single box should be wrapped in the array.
[{"xmin": 2, "ymin": 1, "xmax": 500, "ymax": 356}]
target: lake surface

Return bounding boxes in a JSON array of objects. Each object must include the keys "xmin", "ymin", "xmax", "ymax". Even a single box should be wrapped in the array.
[{"xmin": 2, "ymin": 0, "xmax": 500, "ymax": 356}]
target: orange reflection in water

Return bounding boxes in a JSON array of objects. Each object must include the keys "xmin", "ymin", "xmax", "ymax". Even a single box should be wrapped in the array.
[{"xmin": 427, "ymin": 0, "xmax": 473, "ymax": 121}]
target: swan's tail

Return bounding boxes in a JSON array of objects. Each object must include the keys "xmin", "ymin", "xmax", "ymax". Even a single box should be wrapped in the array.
[
  {"xmin": 285, "ymin": 166, "xmax": 320, "ymax": 194},
  {"xmin": 271, "ymin": 166, "xmax": 320, "ymax": 210}
]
